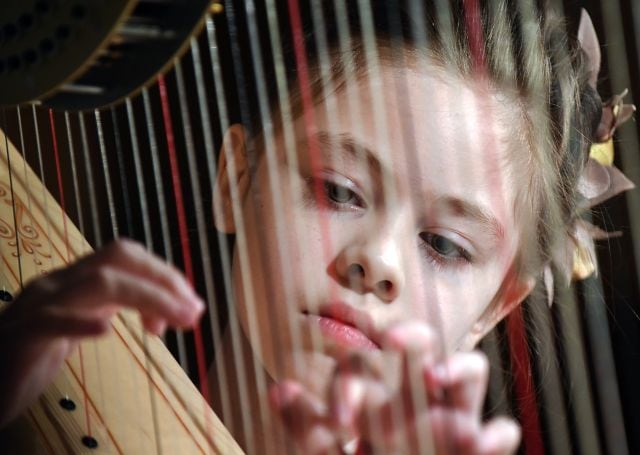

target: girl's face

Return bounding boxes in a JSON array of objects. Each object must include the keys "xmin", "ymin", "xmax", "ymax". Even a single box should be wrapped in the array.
[{"xmin": 215, "ymin": 62, "xmax": 535, "ymax": 390}]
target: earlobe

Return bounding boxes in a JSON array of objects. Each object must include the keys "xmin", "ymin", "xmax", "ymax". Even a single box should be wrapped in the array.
[
  {"xmin": 459, "ymin": 274, "xmax": 536, "ymax": 351},
  {"xmin": 213, "ymin": 124, "xmax": 251, "ymax": 233}
]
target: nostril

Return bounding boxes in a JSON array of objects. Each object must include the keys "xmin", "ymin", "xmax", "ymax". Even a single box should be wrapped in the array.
[
  {"xmin": 347, "ymin": 263, "xmax": 365, "ymax": 279},
  {"xmin": 377, "ymin": 280, "xmax": 393, "ymax": 295}
]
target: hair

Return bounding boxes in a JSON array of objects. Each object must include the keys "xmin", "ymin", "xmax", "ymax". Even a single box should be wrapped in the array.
[{"xmin": 233, "ymin": 0, "xmax": 602, "ymax": 291}]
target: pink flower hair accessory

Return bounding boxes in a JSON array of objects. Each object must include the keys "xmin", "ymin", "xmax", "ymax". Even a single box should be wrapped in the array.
[{"xmin": 544, "ymin": 9, "xmax": 636, "ymax": 305}]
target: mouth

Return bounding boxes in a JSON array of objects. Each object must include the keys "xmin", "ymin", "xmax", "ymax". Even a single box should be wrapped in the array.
[{"xmin": 302, "ymin": 303, "xmax": 381, "ymax": 351}]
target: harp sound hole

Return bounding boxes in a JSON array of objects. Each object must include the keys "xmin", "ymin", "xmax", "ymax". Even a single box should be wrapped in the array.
[
  {"xmin": 59, "ymin": 397, "xmax": 76, "ymax": 411},
  {"xmin": 81, "ymin": 436, "xmax": 99, "ymax": 449}
]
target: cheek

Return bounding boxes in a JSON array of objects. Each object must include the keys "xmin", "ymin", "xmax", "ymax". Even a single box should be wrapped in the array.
[{"xmin": 404, "ymin": 264, "xmax": 504, "ymax": 349}]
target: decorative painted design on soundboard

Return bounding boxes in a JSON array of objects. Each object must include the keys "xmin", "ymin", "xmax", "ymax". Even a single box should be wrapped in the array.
[{"xmin": 0, "ymin": 182, "xmax": 54, "ymax": 278}]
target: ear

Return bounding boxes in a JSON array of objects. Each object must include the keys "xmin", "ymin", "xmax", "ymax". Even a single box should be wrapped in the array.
[
  {"xmin": 213, "ymin": 124, "xmax": 252, "ymax": 233},
  {"xmin": 459, "ymin": 271, "xmax": 536, "ymax": 351},
  {"xmin": 578, "ymin": 8, "xmax": 601, "ymax": 90}
]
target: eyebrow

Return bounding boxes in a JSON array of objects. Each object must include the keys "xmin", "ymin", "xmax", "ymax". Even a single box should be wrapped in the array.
[
  {"xmin": 313, "ymin": 131, "xmax": 384, "ymax": 179},
  {"xmin": 434, "ymin": 196, "xmax": 506, "ymax": 241},
  {"xmin": 310, "ymin": 131, "xmax": 506, "ymax": 242}
]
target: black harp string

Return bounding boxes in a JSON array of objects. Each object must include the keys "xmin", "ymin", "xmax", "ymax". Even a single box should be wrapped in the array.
[
  {"xmin": 221, "ymin": 1, "xmax": 277, "ymax": 451},
  {"xmin": 202, "ymin": 14, "xmax": 256, "ymax": 444},
  {"xmin": 31, "ymin": 106, "xmax": 56, "ymax": 268},
  {"xmin": 188, "ymin": 34, "xmax": 236, "ymax": 430},
  {"xmin": 608, "ymin": 0, "xmax": 640, "ymax": 290},
  {"xmin": 140, "ymin": 87, "xmax": 190, "ymax": 373},
  {"xmin": 598, "ymin": 0, "xmax": 640, "ymax": 452},
  {"xmin": 577, "ymin": 6, "xmax": 634, "ymax": 448},
  {"xmin": 2, "ymin": 109, "xmax": 23, "ymax": 290},
  {"xmin": 16, "ymin": 107, "xmax": 38, "ymax": 282},
  {"xmin": 110, "ymin": 107, "xmax": 135, "ymax": 237}
]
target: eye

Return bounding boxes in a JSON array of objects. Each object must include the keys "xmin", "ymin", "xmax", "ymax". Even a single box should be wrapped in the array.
[
  {"xmin": 420, "ymin": 232, "xmax": 471, "ymax": 262},
  {"xmin": 325, "ymin": 181, "xmax": 357, "ymax": 204}
]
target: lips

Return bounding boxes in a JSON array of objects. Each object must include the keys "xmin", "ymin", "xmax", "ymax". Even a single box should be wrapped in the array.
[{"xmin": 303, "ymin": 302, "xmax": 381, "ymax": 350}]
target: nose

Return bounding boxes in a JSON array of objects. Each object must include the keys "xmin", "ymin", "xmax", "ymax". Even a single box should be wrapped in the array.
[{"xmin": 335, "ymin": 230, "xmax": 405, "ymax": 302}]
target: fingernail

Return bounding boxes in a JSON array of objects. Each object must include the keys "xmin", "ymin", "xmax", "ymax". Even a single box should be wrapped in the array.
[{"xmin": 433, "ymin": 364, "xmax": 448, "ymax": 383}]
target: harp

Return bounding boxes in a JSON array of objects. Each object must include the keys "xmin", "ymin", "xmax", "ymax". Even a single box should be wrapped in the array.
[{"xmin": 0, "ymin": 1, "xmax": 638, "ymax": 454}]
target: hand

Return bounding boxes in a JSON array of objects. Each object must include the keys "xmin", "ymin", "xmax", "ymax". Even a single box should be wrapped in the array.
[
  {"xmin": 270, "ymin": 322, "xmax": 520, "ymax": 454},
  {"xmin": 0, "ymin": 239, "xmax": 204, "ymax": 427}
]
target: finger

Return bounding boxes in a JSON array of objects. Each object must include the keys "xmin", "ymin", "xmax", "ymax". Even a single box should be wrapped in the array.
[
  {"xmin": 431, "ymin": 351, "xmax": 489, "ymax": 415},
  {"xmin": 142, "ymin": 315, "xmax": 168, "ymax": 336},
  {"xmin": 428, "ymin": 407, "xmax": 481, "ymax": 455},
  {"xmin": 76, "ymin": 239, "xmax": 198, "ymax": 304},
  {"xmin": 270, "ymin": 381, "xmax": 328, "ymax": 439},
  {"xmin": 63, "ymin": 266, "xmax": 203, "ymax": 327},
  {"xmin": 477, "ymin": 417, "xmax": 521, "ymax": 455},
  {"xmin": 383, "ymin": 321, "xmax": 442, "ymax": 401},
  {"xmin": 30, "ymin": 312, "xmax": 112, "ymax": 338},
  {"xmin": 382, "ymin": 321, "xmax": 441, "ymax": 357}
]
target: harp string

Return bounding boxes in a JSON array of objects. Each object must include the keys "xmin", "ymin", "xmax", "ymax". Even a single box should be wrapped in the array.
[
  {"xmin": 155, "ymin": 74, "xmax": 213, "ymax": 439},
  {"xmin": 188, "ymin": 34, "xmax": 237, "ymax": 431},
  {"xmin": 220, "ymin": 0, "xmax": 288, "ymax": 451},
  {"xmin": 110, "ymin": 107, "xmax": 135, "ymax": 237},
  {"xmin": 95, "ymin": 102, "xmax": 162, "ymax": 450},
  {"xmin": 590, "ymin": 0, "xmax": 640, "ymax": 451},
  {"xmin": 2, "ymin": 110, "xmax": 23, "ymax": 288},
  {"xmin": 172, "ymin": 56, "xmax": 225, "ymax": 442},
  {"xmin": 123, "ymin": 96, "xmax": 165, "ymax": 453},
  {"xmin": 140, "ymin": 87, "xmax": 191, "ymax": 372},
  {"xmin": 125, "ymin": 99, "xmax": 154, "ymax": 258},
  {"xmin": 240, "ymin": 0, "xmax": 315, "ymax": 448},
  {"xmin": 94, "ymin": 110, "xmax": 119, "ymax": 239},
  {"xmin": 64, "ymin": 112, "xmax": 87, "ymax": 248},
  {"xmin": 203, "ymin": 13, "xmax": 258, "ymax": 449},
  {"xmin": 243, "ymin": 0, "xmax": 298, "ymax": 390},
  {"xmin": 460, "ymin": 1, "xmax": 546, "ymax": 453},
  {"xmin": 78, "ymin": 112, "xmax": 103, "ymax": 248},
  {"xmin": 77, "ymin": 109, "xmax": 112, "ymax": 439},
  {"xmin": 31, "ymin": 106, "xmax": 55, "ymax": 268},
  {"xmin": 361, "ymin": 0, "xmax": 428, "ymax": 446},
  {"xmin": 48, "ymin": 110, "xmax": 71, "ymax": 263}
]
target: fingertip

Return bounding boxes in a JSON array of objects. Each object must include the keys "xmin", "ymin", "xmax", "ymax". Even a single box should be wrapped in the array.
[
  {"xmin": 382, "ymin": 321, "xmax": 438, "ymax": 353},
  {"xmin": 479, "ymin": 417, "xmax": 521, "ymax": 455},
  {"xmin": 174, "ymin": 297, "xmax": 206, "ymax": 327},
  {"xmin": 269, "ymin": 380, "xmax": 303, "ymax": 410},
  {"xmin": 143, "ymin": 317, "xmax": 167, "ymax": 336}
]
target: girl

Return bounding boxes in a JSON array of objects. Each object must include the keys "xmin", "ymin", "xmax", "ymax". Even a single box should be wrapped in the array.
[{"xmin": 0, "ymin": 1, "xmax": 633, "ymax": 453}]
